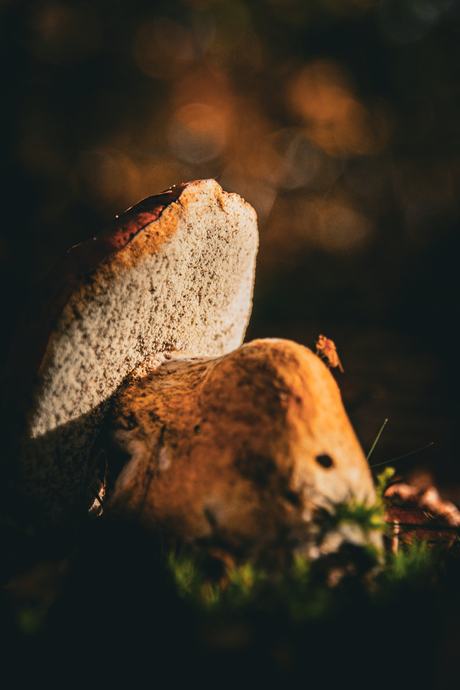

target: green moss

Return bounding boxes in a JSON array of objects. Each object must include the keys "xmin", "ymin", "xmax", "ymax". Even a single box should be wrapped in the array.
[
  {"xmin": 164, "ymin": 485, "xmax": 450, "ymax": 625},
  {"xmin": 375, "ymin": 466, "xmax": 396, "ymax": 500}
]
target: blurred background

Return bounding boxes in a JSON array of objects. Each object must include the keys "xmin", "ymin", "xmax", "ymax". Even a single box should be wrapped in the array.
[{"xmin": 1, "ymin": 0, "xmax": 460, "ymax": 491}]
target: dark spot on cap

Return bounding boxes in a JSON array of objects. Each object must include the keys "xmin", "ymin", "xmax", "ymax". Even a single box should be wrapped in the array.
[
  {"xmin": 123, "ymin": 412, "xmax": 137, "ymax": 430},
  {"xmin": 234, "ymin": 450, "xmax": 276, "ymax": 489},
  {"xmin": 204, "ymin": 507, "xmax": 217, "ymax": 529},
  {"xmin": 316, "ymin": 454, "xmax": 334, "ymax": 469},
  {"xmin": 283, "ymin": 490, "xmax": 301, "ymax": 507}
]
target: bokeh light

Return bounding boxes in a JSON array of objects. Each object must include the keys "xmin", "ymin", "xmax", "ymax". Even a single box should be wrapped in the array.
[
  {"xmin": 379, "ymin": 0, "xmax": 455, "ymax": 43},
  {"xmin": 134, "ymin": 14, "xmax": 214, "ymax": 79},
  {"xmin": 24, "ymin": 0, "xmax": 100, "ymax": 65},
  {"xmin": 168, "ymin": 102, "xmax": 228, "ymax": 163},
  {"xmin": 3, "ymin": 0, "xmax": 460, "ymax": 476},
  {"xmin": 289, "ymin": 60, "xmax": 390, "ymax": 156},
  {"xmin": 313, "ymin": 200, "xmax": 374, "ymax": 253}
]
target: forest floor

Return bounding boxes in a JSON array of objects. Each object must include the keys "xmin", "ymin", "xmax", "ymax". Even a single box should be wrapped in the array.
[{"xmin": 2, "ymin": 323, "xmax": 460, "ymax": 689}]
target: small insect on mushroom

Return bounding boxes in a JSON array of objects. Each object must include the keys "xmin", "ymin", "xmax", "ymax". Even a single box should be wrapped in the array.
[{"xmin": 315, "ymin": 335, "xmax": 344, "ymax": 373}]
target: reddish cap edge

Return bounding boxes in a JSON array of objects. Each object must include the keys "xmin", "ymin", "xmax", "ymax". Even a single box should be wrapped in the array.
[{"xmin": 2, "ymin": 182, "xmax": 195, "ymax": 420}]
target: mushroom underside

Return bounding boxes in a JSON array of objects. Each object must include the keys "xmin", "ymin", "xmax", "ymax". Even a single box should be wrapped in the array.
[{"xmin": 1, "ymin": 180, "xmax": 258, "ymax": 535}]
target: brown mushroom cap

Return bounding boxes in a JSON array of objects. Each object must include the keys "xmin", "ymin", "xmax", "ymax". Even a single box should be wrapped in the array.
[
  {"xmin": 106, "ymin": 339, "xmax": 378, "ymax": 560},
  {"xmin": 1, "ymin": 180, "xmax": 258, "ymax": 534}
]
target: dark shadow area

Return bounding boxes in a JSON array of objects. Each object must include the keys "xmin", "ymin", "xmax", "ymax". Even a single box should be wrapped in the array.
[{"xmin": 2, "ymin": 520, "xmax": 460, "ymax": 689}]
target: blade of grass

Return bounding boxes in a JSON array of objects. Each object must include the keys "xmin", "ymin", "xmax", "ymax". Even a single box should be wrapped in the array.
[
  {"xmin": 369, "ymin": 442, "xmax": 433, "ymax": 469},
  {"xmin": 367, "ymin": 418, "xmax": 389, "ymax": 461}
]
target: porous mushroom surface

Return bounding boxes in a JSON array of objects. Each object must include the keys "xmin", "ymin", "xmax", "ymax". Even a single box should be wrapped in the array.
[
  {"xmin": 106, "ymin": 339, "xmax": 379, "ymax": 561},
  {"xmin": 1, "ymin": 180, "xmax": 258, "ymax": 534}
]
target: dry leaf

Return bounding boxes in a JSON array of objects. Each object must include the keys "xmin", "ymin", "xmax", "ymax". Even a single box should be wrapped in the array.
[
  {"xmin": 384, "ymin": 482, "xmax": 460, "ymax": 551},
  {"xmin": 315, "ymin": 334, "xmax": 344, "ymax": 372}
]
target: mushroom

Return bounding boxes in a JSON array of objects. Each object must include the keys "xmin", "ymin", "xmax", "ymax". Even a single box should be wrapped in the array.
[
  {"xmin": 107, "ymin": 339, "xmax": 377, "ymax": 561},
  {"xmin": 1, "ymin": 179, "xmax": 378, "ymax": 560}
]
